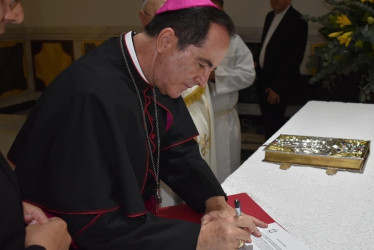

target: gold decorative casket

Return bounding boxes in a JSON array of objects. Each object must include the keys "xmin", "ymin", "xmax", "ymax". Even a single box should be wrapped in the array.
[{"xmin": 263, "ymin": 134, "xmax": 370, "ymax": 174}]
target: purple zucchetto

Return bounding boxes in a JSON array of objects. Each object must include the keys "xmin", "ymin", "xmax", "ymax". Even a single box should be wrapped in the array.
[{"xmin": 155, "ymin": 0, "xmax": 218, "ymax": 14}]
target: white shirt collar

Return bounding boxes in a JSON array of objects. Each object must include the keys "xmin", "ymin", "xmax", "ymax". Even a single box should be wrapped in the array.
[{"xmin": 124, "ymin": 32, "xmax": 148, "ymax": 83}]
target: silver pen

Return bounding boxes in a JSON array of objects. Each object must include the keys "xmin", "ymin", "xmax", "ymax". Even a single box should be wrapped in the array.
[{"xmin": 234, "ymin": 199, "xmax": 241, "ymax": 217}]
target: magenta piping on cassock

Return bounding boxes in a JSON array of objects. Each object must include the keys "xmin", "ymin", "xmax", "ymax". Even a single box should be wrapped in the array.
[{"xmin": 162, "ymin": 136, "xmax": 198, "ymax": 151}]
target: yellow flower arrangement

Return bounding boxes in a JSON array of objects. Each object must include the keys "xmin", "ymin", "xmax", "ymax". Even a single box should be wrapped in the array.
[
  {"xmin": 336, "ymin": 14, "xmax": 352, "ymax": 27},
  {"xmin": 306, "ymin": 0, "xmax": 374, "ymax": 102},
  {"xmin": 337, "ymin": 31, "xmax": 353, "ymax": 46}
]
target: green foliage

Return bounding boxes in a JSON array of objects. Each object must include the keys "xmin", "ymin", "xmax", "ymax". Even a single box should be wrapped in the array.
[{"xmin": 305, "ymin": 0, "xmax": 374, "ymax": 101}]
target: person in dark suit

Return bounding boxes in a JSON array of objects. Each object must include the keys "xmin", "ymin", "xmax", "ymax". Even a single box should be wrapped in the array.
[
  {"xmin": 255, "ymin": 0, "xmax": 308, "ymax": 139},
  {"xmin": 0, "ymin": 152, "xmax": 71, "ymax": 250},
  {"xmin": 1, "ymin": 0, "xmax": 71, "ymax": 249}
]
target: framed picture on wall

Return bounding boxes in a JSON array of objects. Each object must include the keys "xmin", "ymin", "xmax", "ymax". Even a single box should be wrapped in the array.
[{"xmin": 31, "ymin": 40, "xmax": 74, "ymax": 91}]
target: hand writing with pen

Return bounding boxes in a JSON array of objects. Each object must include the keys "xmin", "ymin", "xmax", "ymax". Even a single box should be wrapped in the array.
[{"xmin": 196, "ymin": 196, "xmax": 268, "ymax": 250}]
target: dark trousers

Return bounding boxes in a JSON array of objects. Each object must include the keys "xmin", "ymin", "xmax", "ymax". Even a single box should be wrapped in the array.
[
  {"xmin": 259, "ymin": 99, "xmax": 287, "ymax": 140},
  {"xmin": 256, "ymin": 82, "xmax": 288, "ymax": 140}
]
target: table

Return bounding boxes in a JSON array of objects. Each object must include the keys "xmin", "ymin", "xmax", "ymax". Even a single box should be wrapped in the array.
[{"xmin": 222, "ymin": 101, "xmax": 374, "ymax": 250}]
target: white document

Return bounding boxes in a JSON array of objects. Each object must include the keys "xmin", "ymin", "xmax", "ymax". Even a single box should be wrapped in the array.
[{"xmin": 245, "ymin": 222, "xmax": 309, "ymax": 250}]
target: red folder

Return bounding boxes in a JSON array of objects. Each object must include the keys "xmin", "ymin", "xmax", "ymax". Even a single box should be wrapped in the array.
[{"xmin": 158, "ymin": 193, "xmax": 275, "ymax": 224}]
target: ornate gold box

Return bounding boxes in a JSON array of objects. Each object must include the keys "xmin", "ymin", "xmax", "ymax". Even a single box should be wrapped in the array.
[{"xmin": 263, "ymin": 134, "xmax": 370, "ymax": 174}]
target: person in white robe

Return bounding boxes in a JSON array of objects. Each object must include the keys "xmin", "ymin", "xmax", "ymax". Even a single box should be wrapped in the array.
[
  {"xmin": 209, "ymin": 26, "xmax": 256, "ymax": 183},
  {"xmin": 181, "ymin": 86, "xmax": 217, "ymax": 174}
]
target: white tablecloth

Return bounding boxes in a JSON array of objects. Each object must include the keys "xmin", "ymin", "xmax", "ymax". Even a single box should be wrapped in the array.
[{"xmin": 222, "ymin": 101, "xmax": 374, "ymax": 250}]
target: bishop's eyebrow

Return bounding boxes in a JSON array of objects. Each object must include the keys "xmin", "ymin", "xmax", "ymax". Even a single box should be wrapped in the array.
[{"xmin": 196, "ymin": 57, "xmax": 213, "ymax": 69}]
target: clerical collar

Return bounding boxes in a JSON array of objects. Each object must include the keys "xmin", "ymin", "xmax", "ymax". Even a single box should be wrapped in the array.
[{"xmin": 124, "ymin": 32, "xmax": 148, "ymax": 83}]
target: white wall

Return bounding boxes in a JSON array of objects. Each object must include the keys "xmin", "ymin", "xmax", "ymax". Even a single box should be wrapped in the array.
[
  {"xmin": 226, "ymin": 0, "xmax": 329, "ymax": 29},
  {"xmin": 10, "ymin": 0, "xmax": 331, "ymax": 75},
  {"xmin": 20, "ymin": 0, "xmax": 330, "ymax": 30},
  {"xmin": 21, "ymin": 0, "xmax": 143, "ymax": 28}
]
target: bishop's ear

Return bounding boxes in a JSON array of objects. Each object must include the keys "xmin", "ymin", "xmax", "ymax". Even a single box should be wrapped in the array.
[{"xmin": 156, "ymin": 28, "xmax": 177, "ymax": 53}]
